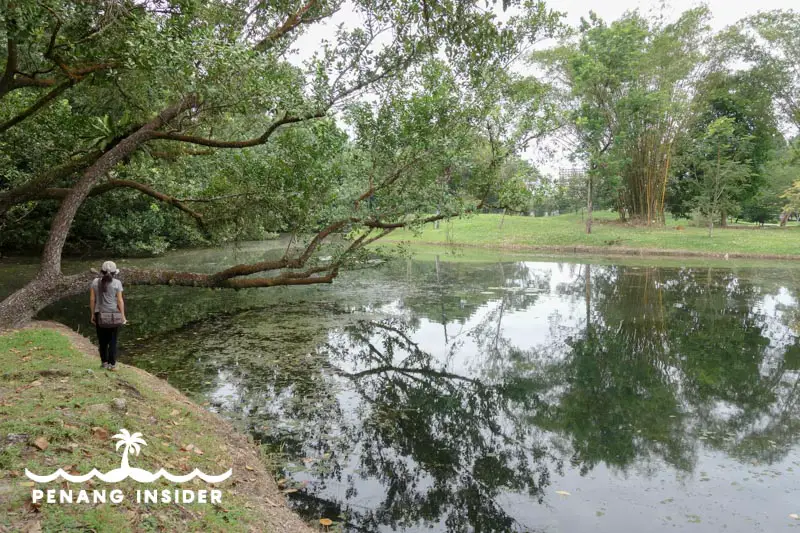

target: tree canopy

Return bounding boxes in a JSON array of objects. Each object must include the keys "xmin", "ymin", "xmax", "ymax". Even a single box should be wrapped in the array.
[{"xmin": 0, "ymin": 0, "xmax": 562, "ymax": 326}]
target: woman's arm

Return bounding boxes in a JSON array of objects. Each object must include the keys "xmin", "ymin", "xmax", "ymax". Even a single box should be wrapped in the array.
[
  {"xmin": 89, "ymin": 287, "xmax": 96, "ymax": 324},
  {"xmin": 116, "ymin": 292, "xmax": 126, "ymax": 323}
]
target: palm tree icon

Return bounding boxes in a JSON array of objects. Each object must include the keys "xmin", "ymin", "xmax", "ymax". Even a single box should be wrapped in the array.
[
  {"xmin": 113, "ymin": 429, "xmax": 146, "ymax": 471},
  {"xmin": 25, "ymin": 427, "xmax": 231, "ymax": 483}
]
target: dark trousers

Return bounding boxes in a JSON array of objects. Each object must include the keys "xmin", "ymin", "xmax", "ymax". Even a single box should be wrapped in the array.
[{"xmin": 95, "ymin": 313, "xmax": 119, "ymax": 365}]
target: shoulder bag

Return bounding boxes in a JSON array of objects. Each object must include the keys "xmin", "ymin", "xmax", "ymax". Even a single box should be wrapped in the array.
[{"xmin": 97, "ymin": 312, "xmax": 125, "ymax": 328}]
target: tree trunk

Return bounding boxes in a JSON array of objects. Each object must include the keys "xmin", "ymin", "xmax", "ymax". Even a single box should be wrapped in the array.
[
  {"xmin": 0, "ymin": 98, "xmax": 198, "ymax": 329},
  {"xmin": 708, "ymin": 217, "xmax": 714, "ymax": 237},
  {"xmin": 719, "ymin": 209, "xmax": 727, "ymax": 228},
  {"xmin": 0, "ymin": 265, "xmax": 341, "ymax": 329},
  {"xmin": 0, "ymin": 271, "xmax": 95, "ymax": 329},
  {"xmin": 586, "ymin": 175, "xmax": 593, "ymax": 234},
  {"xmin": 780, "ymin": 211, "xmax": 789, "ymax": 227},
  {"xmin": 39, "ymin": 98, "xmax": 195, "ymax": 276},
  {"xmin": 585, "ymin": 264, "xmax": 591, "ymax": 330}
]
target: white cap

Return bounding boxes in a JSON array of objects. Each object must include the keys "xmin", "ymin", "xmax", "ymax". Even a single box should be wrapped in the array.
[{"xmin": 101, "ymin": 260, "xmax": 119, "ymax": 274}]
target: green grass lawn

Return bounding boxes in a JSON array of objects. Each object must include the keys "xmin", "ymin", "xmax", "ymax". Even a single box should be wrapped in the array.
[
  {"xmin": 382, "ymin": 211, "xmax": 800, "ymax": 258},
  {"xmin": 0, "ymin": 327, "xmax": 298, "ymax": 532}
]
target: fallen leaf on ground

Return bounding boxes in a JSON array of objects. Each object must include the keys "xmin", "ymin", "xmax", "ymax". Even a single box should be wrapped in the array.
[
  {"xmin": 91, "ymin": 427, "xmax": 109, "ymax": 440},
  {"xmin": 555, "ymin": 490, "xmax": 571, "ymax": 496},
  {"xmin": 320, "ymin": 518, "xmax": 333, "ymax": 526},
  {"xmin": 170, "ymin": 409, "xmax": 180, "ymax": 416},
  {"xmin": 245, "ymin": 465, "xmax": 254, "ymax": 471},
  {"xmin": 282, "ymin": 488, "xmax": 298, "ymax": 494},
  {"xmin": 33, "ymin": 437, "xmax": 49, "ymax": 451},
  {"xmin": 30, "ymin": 380, "xmax": 42, "ymax": 387}
]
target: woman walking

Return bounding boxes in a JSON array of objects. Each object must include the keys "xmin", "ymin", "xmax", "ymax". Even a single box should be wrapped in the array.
[{"xmin": 89, "ymin": 261, "xmax": 126, "ymax": 370}]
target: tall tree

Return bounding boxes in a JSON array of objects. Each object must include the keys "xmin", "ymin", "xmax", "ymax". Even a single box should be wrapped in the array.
[
  {"xmin": 690, "ymin": 117, "xmax": 753, "ymax": 236},
  {"xmin": 534, "ymin": 8, "xmax": 713, "ymax": 224},
  {"xmin": 668, "ymin": 67, "xmax": 782, "ymax": 224},
  {"xmin": 738, "ymin": 10, "xmax": 800, "ymax": 130}
]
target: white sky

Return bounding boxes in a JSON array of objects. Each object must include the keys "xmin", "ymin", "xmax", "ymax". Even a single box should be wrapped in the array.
[
  {"xmin": 552, "ymin": 0, "xmax": 793, "ymax": 29},
  {"xmin": 290, "ymin": 0, "xmax": 797, "ymax": 177}
]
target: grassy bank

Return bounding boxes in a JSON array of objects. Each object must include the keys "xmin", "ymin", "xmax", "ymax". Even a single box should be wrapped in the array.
[
  {"xmin": 0, "ymin": 324, "xmax": 312, "ymax": 533},
  {"xmin": 382, "ymin": 212, "xmax": 800, "ymax": 259}
]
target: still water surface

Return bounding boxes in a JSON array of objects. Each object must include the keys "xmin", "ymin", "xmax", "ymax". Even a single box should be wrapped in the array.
[{"xmin": 3, "ymin": 243, "xmax": 800, "ymax": 532}]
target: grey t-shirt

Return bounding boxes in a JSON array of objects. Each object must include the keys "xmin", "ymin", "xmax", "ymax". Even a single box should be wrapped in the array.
[{"xmin": 91, "ymin": 278, "xmax": 123, "ymax": 313}]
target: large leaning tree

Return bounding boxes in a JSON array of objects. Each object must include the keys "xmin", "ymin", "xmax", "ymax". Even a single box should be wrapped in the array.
[{"xmin": 0, "ymin": 0, "xmax": 562, "ymax": 327}]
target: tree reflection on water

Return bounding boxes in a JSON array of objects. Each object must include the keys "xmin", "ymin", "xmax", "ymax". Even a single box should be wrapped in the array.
[{"xmin": 107, "ymin": 259, "xmax": 800, "ymax": 532}]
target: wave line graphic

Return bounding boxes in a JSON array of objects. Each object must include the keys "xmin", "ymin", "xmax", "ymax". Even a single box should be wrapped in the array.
[{"xmin": 25, "ymin": 467, "xmax": 233, "ymax": 484}]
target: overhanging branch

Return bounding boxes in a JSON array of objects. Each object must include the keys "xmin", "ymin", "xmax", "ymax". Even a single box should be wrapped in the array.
[
  {"xmin": 0, "ymin": 79, "xmax": 73, "ymax": 134},
  {"xmin": 0, "ymin": 151, "xmax": 103, "ymax": 214},
  {"xmin": 32, "ymin": 179, "xmax": 205, "ymax": 227},
  {"xmin": 149, "ymin": 111, "xmax": 327, "ymax": 148},
  {"xmin": 115, "ymin": 264, "xmax": 338, "ymax": 289}
]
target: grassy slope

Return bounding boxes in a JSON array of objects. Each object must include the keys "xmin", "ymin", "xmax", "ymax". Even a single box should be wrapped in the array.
[
  {"xmin": 382, "ymin": 212, "xmax": 800, "ymax": 257},
  {"xmin": 0, "ymin": 326, "xmax": 312, "ymax": 533}
]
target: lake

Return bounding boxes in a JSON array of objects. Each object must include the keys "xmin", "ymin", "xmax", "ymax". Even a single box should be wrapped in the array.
[{"xmin": 3, "ymin": 242, "xmax": 800, "ymax": 532}]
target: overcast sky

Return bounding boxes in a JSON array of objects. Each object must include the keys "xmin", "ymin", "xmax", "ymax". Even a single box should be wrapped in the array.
[
  {"xmin": 552, "ymin": 0, "xmax": 792, "ymax": 29},
  {"xmin": 290, "ymin": 0, "xmax": 796, "ymax": 177}
]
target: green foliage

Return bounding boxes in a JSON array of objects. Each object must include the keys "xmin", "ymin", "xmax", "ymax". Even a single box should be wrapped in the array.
[
  {"xmin": 670, "ymin": 68, "xmax": 782, "ymax": 222},
  {"xmin": 0, "ymin": 0, "xmax": 564, "ymax": 260},
  {"xmin": 685, "ymin": 117, "xmax": 754, "ymax": 235},
  {"xmin": 534, "ymin": 8, "xmax": 713, "ymax": 221},
  {"xmin": 737, "ymin": 10, "xmax": 800, "ymax": 129}
]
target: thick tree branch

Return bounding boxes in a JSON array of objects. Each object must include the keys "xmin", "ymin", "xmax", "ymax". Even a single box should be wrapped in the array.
[
  {"xmin": 254, "ymin": 0, "xmax": 319, "ymax": 52},
  {"xmin": 362, "ymin": 212, "xmax": 452, "ymax": 229},
  {"xmin": 113, "ymin": 264, "xmax": 339, "ymax": 289},
  {"xmin": 209, "ymin": 219, "xmax": 348, "ymax": 283},
  {"xmin": 32, "ymin": 179, "xmax": 205, "ymax": 227},
  {"xmin": 0, "ymin": 79, "xmax": 73, "ymax": 134},
  {"xmin": 149, "ymin": 111, "xmax": 327, "ymax": 148},
  {"xmin": 0, "ymin": 38, "xmax": 19, "ymax": 97},
  {"xmin": 40, "ymin": 94, "xmax": 200, "ymax": 274},
  {"xmin": 0, "ymin": 151, "xmax": 103, "ymax": 214}
]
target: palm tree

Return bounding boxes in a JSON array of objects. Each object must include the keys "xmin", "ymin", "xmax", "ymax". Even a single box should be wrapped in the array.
[{"xmin": 112, "ymin": 429, "xmax": 147, "ymax": 471}]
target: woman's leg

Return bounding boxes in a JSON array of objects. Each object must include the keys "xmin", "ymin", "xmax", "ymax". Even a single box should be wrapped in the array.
[
  {"xmin": 95, "ymin": 316, "xmax": 108, "ymax": 365},
  {"xmin": 107, "ymin": 327, "xmax": 119, "ymax": 367}
]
